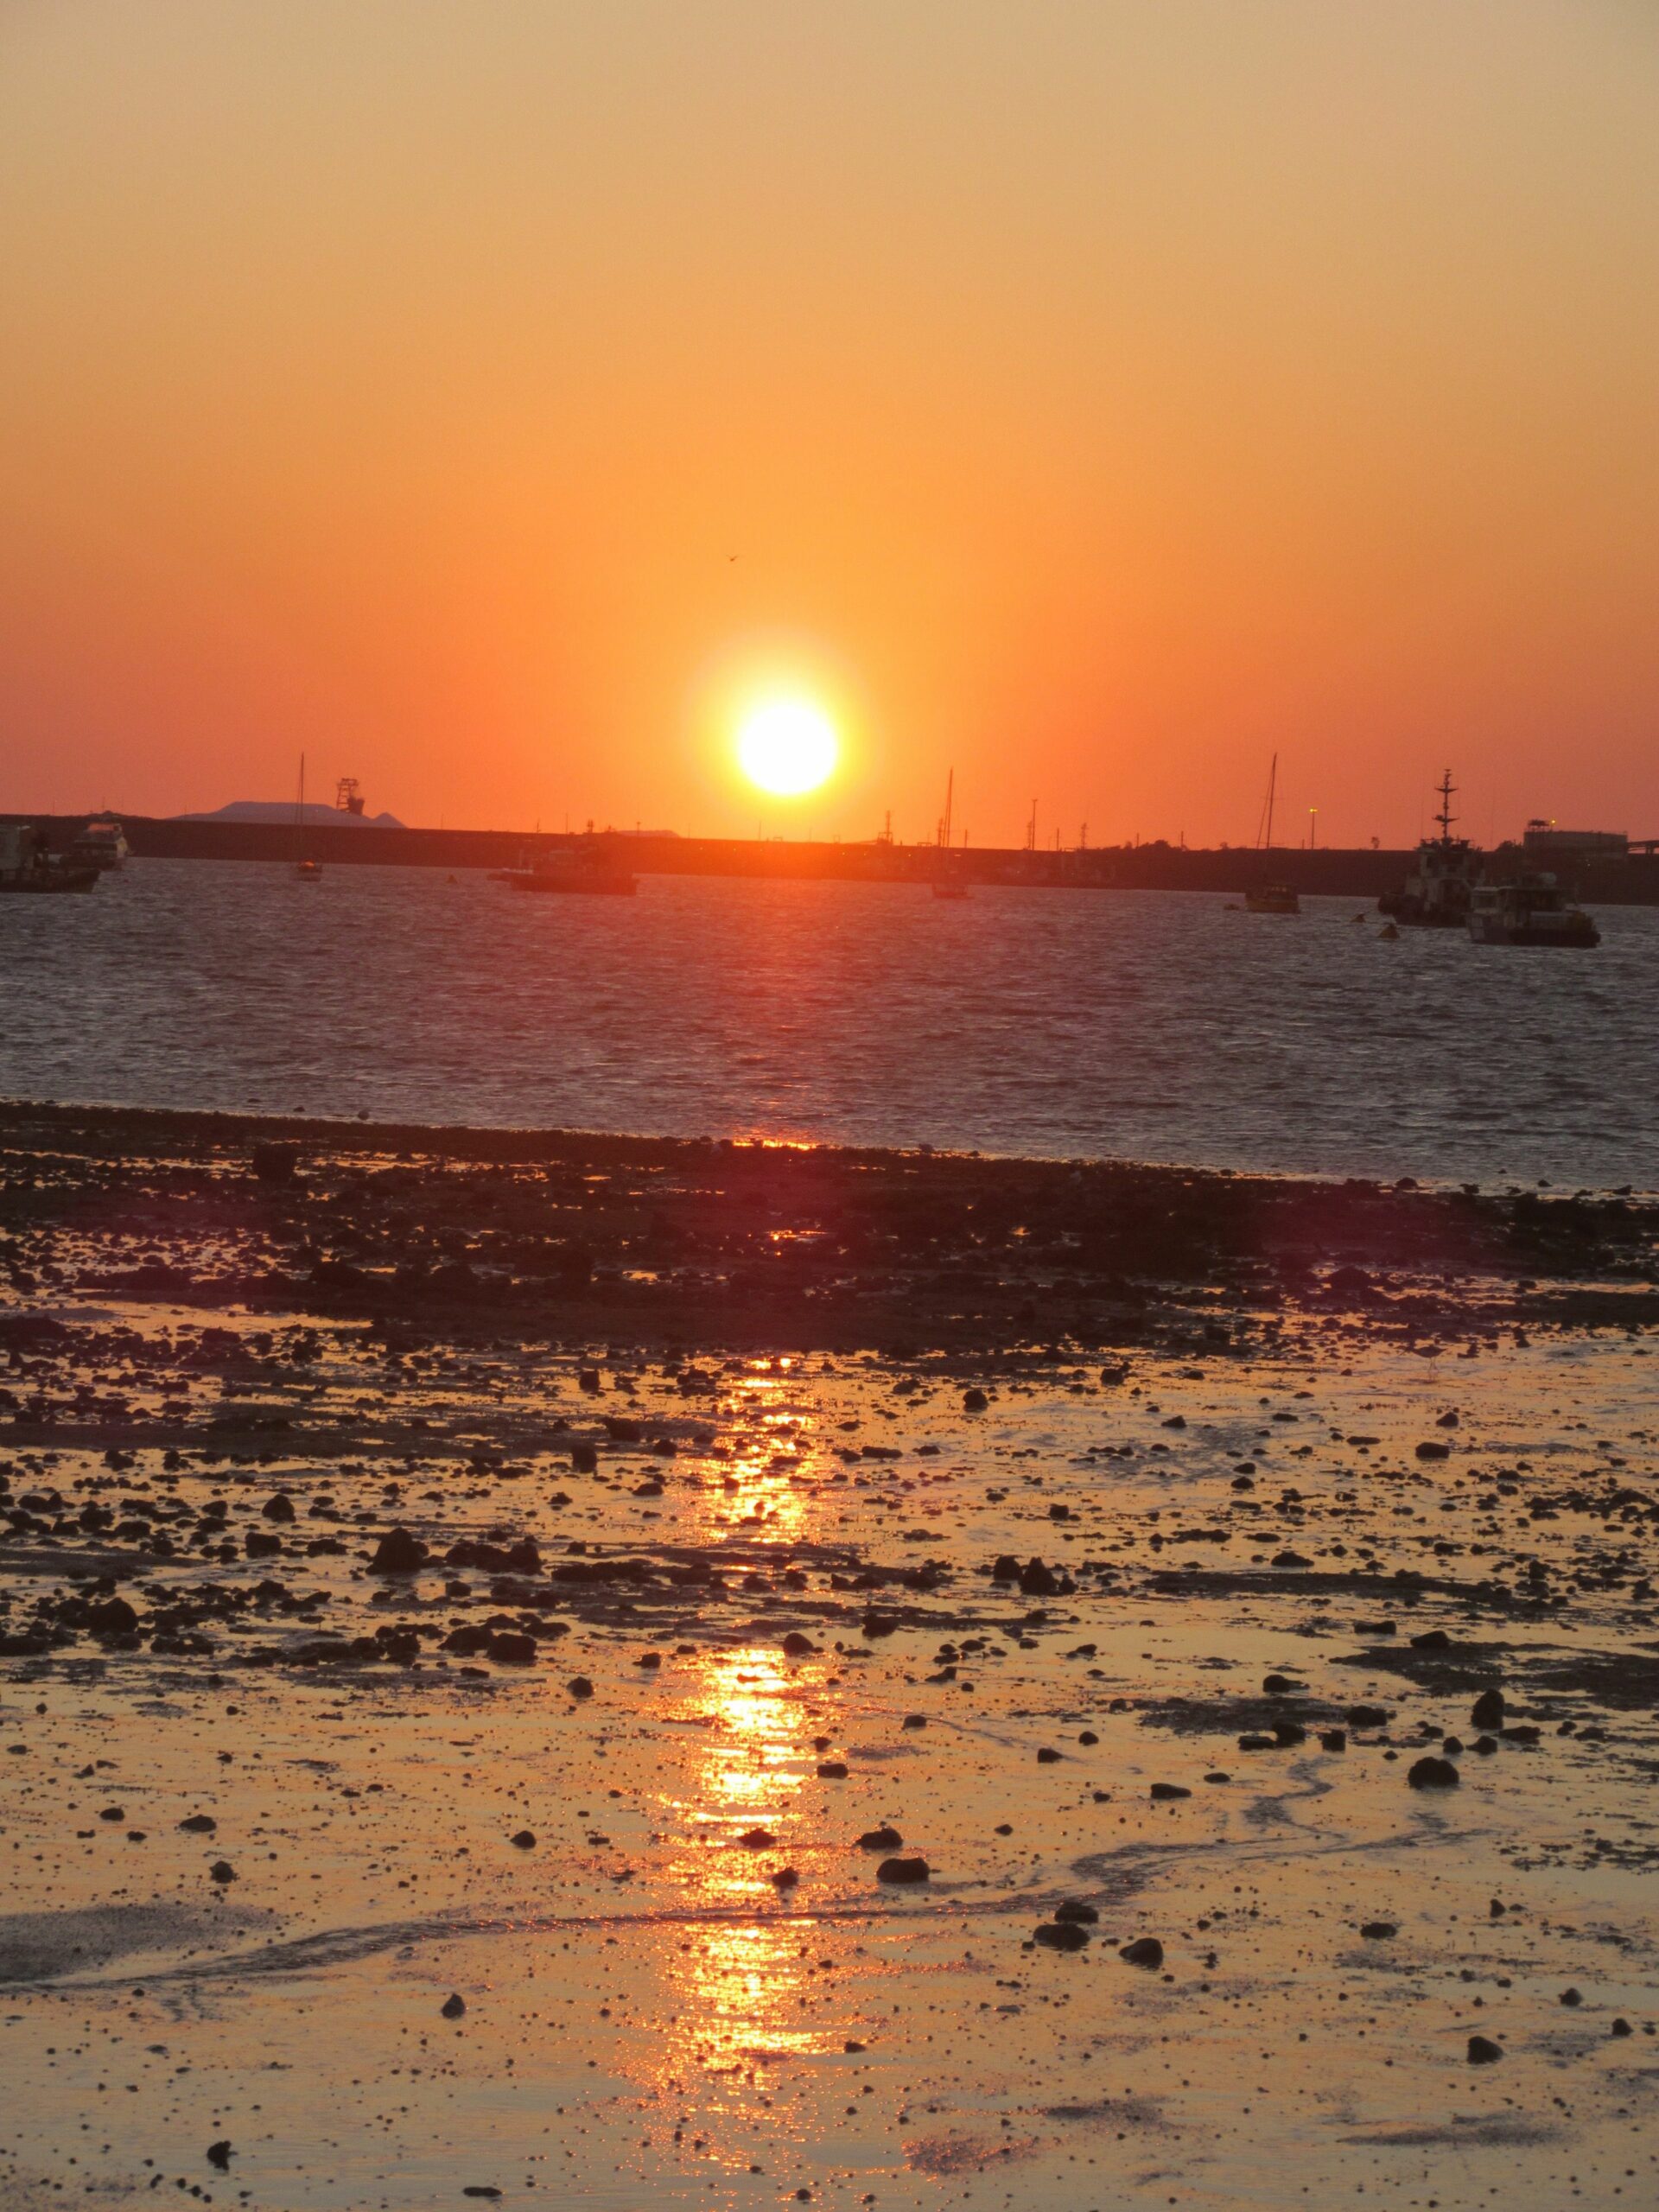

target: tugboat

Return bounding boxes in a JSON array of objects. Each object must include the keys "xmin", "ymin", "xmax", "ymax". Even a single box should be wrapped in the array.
[
  {"xmin": 0, "ymin": 823, "xmax": 99, "ymax": 893},
  {"xmin": 503, "ymin": 839, "xmax": 637, "ymax": 895},
  {"xmin": 1243, "ymin": 753, "xmax": 1300, "ymax": 913},
  {"xmin": 1378, "ymin": 772, "xmax": 1478, "ymax": 926},
  {"xmin": 1468, "ymin": 871, "xmax": 1599, "ymax": 948},
  {"xmin": 66, "ymin": 815, "xmax": 128, "ymax": 872}
]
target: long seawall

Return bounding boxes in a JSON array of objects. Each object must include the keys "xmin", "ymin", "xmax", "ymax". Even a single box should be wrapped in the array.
[{"xmin": 10, "ymin": 813, "xmax": 1659, "ymax": 904}]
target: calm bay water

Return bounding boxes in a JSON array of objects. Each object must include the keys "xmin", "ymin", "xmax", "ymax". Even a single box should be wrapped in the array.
[{"xmin": 3, "ymin": 857, "xmax": 1653, "ymax": 1188}]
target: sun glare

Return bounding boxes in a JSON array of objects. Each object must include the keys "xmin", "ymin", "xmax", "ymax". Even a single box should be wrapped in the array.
[{"xmin": 735, "ymin": 698, "xmax": 839, "ymax": 798}]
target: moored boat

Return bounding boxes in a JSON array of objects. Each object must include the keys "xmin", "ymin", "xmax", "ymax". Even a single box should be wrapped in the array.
[
  {"xmin": 1467, "ymin": 872, "xmax": 1599, "ymax": 948},
  {"xmin": 504, "ymin": 841, "xmax": 638, "ymax": 895},
  {"xmin": 0, "ymin": 823, "xmax": 99, "ymax": 893},
  {"xmin": 1379, "ymin": 772, "xmax": 1478, "ymax": 926},
  {"xmin": 1244, "ymin": 882, "xmax": 1300, "ymax": 914},
  {"xmin": 1243, "ymin": 753, "xmax": 1300, "ymax": 912},
  {"xmin": 66, "ymin": 816, "xmax": 128, "ymax": 872}
]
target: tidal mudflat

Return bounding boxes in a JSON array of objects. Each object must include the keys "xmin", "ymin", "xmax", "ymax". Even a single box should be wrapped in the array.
[{"xmin": 1, "ymin": 1106, "xmax": 1656, "ymax": 2210}]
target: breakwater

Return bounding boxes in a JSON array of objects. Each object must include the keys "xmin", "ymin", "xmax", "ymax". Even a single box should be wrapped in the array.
[{"xmin": 10, "ymin": 812, "xmax": 1659, "ymax": 904}]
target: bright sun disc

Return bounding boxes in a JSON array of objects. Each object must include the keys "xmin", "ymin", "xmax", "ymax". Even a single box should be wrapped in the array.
[{"xmin": 735, "ymin": 699, "xmax": 839, "ymax": 797}]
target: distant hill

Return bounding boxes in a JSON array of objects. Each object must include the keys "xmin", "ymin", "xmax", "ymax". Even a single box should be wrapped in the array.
[{"xmin": 175, "ymin": 800, "xmax": 406, "ymax": 829}]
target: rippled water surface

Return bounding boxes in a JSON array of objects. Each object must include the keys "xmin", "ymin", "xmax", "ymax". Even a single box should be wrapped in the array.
[{"xmin": 3, "ymin": 859, "xmax": 1654, "ymax": 1185}]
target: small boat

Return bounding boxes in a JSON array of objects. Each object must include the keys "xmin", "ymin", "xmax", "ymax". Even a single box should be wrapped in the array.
[
  {"xmin": 1245, "ymin": 882, "xmax": 1300, "ymax": 915},
  {"xmin": 294, "ymin": 754, "xmax": 321, "ymax": 880},
  {"xmin": 66, "ymin": 816, "xmax": 128, "ymax": 872},
  {"xmin": 1467, "ymin": 872, "xmax": 1599, "ymax": 948},
  {"xmin": 929, "ymin": 769, "xmax": 969, "ymax": 895},
  {"xmin": 1243, "ymin": 754, "xmax": 1300, "ymax": 912},
  {"xmin": 1379, "ymin": 772, "xmax": 1478, "ymax": 926},
  {"xmin": 504, "ymin": 841, "xmax": 637, "ymax": 895},
  {"xmin": 0, "ymin": 823, "xmax": 99, "ymax": 893}
]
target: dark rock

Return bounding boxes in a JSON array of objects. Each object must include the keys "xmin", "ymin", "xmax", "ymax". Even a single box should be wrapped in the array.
[
  {"xmin": 876, "ymin": 1855, "xmax": 930, "ymax": 1884},
  {"xmin": 1034, "ymin": 1921, "xmax": 1089, "ymax": 1950},
  {"xmin": 963, "ymin": 1388, "xmax": 988, "ymax": 1412},
  {"xmin": 1054, "ymin": 1901, "xmax": 1098, "ymax": 1924},
  {"xmin": 1149, "ymin": 1783, "xmax": 1191, "ymax": 1801},
  {"xmin": 209, "ymin": 1860, "xmax": 236, "ymax": 1884},
  {"xmin": 179, "ymin": 1814, "xmax": 217, "ymax": 1834},
  {"xmin": 1467, "ymin": 2035, "xmax": 1503, "ymax": 2065},
  {"xmin": 1019, "ymin": 1558, "xmax": 1059, "ymax": 1597},
  {"xmin": 86, "ymin": 1597, "xmax": 138, "ymax": 1637},
  {"xmin": 488, "ymin": 1631, "xmax": 537, "ymax": 1665},
  {"xmin": 1037, "ymin": 1746, "xmax": 1061, "ymax": 1764},
  {"xmin": 1360, "ymin": 1921, "xmax": 1397, "ymax": 1941},
  {"xmin": 251, "ymin": 1143, "xmax": 298, "ymax": 1183},
  {"xmin": 1407, "ymin": 1756, "xmax": 1460, "ymax": 1789},
  {"xmin": 781, "ymin": 1631, "xmax": 816, "ymax": 1657},
  {"xmin": 738, "ymin": 1827, "xmax": 777, "ymax": 1849},
  {"xmin": 510, "ymin": 1830, "xmax": 537, "ymax": 1849},
  {"xmin": 370, "ymin": 1527, "xmax": 429, "ymax": 1574},
  {"xmin": 817, "ymin": 1761, "xmax": 849, "ymax": 1779},
  {"xmin": 567, "ymin": 1676, "xmax": 594, "ymax": 1698},
  {"xmin": 206, "ymin": 2141, "xmax": 234, "ymax": 2171},
  {"xmin": 442, "ymin": 1993, "xmax": 467, "ymax": 2019},
  {"xmin": 1471, "ymin": 1688, "xmax": 1506, "ymax": 1730},
  {"xmin": 1560, "ymin": 1987, "xmax": 1582, "ymax": 2007},
  {"xmin": 1119, "ymin": 1937, "xmax": 1164, "ymax": 1968},
  {"xmin": 1319, "ymin": 1729, "xmax": 1348, "ymax": 1751},
  {"xmin": 263, "ymin": 1493, "xmax": 296, "ymax": 1523},
  {"xmin": 857, "ymin": 1825, "xmax": 903, "ymax": 1851},
  {"xmin": 1415, "ymin": 1440, "xmax": 1451, "ymax": 1460}
]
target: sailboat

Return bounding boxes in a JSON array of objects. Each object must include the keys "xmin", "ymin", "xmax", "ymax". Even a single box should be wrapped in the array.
[
  {"xmin": 1244, "ymin": 753, "xmax": 1299, "ymax": 913},
  {"xmin": 930, "ymin": 768, "xmax": 969, "ymax": 898},
  {"xmin": 295, "ymin": 754, "xmax": 322, "ymax": 881}
]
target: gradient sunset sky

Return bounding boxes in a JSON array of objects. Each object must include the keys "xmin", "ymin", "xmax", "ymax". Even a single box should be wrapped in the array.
[{"xmin": 3, "ymin": 1, "xmax": 1656, "ymax": 846}]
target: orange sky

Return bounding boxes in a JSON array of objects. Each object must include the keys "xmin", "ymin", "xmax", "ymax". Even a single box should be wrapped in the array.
[{"xmin": 3, "ymin": 1, "xmax": 1656, "ymax": 846}]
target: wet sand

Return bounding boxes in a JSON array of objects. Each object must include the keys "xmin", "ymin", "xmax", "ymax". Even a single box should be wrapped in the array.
[{"xmin": 2, "ymin": 1106, "xmax": 1656, "ymax": 2209}]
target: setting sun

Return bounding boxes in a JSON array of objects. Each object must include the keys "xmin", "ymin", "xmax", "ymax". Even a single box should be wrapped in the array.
[{"xmin": 735, "ymin": 698, "xmax": 839, "ymax": 798}]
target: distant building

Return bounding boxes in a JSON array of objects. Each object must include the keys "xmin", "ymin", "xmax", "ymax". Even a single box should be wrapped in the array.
[{"xmin": 1521, "ymin": 821, "xmax": 1627, "ymax": 861}]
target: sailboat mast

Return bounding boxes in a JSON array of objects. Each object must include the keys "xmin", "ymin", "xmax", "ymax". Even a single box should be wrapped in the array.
[
  {"xmin": 1257, "ymin": 753, "xmax": 1279, "ymax": 850},
  {"xmin": 944, "ymin": 768, "xmax": 954, "ymax": 849}
]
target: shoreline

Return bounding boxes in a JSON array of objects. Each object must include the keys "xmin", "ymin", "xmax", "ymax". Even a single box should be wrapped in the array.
[{"xmin": 1, "ymin": 1096, "xmax": 1654, "ymax": 1354}]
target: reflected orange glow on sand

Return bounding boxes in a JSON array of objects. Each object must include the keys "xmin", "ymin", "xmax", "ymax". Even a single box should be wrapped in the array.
[
  {"xmin": 692, "ymin": 1367, "xmax": 818, "ymax": 1544},
  {"xmin": 647, "ymin": 1643, "xmax": 849, "ymax": 2088}
]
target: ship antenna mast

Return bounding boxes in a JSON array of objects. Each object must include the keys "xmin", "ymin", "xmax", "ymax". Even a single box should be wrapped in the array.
[{"xmin": 1435, "ymin": 769, "xmax": 1457, "ymax": 844}]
